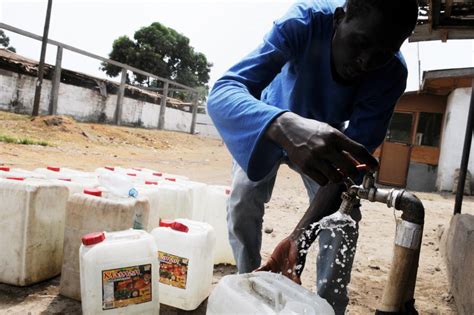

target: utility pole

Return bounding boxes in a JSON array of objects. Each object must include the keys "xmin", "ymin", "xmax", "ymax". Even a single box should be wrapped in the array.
[{"xmin": 32, "ymin": 0, "xmax": 53, "ymax": 117}]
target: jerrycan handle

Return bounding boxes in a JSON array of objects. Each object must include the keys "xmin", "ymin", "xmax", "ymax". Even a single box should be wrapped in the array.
[
  {"xmin": 249, "ymin": 277, "xmax": 284, "ymax": 311},
  {"xmin": 159, "ymin": 220, "xmax": 189, "ymax": 233}
]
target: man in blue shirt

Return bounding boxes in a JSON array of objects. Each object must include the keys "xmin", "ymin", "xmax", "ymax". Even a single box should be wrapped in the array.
[{"xmin": 208, "ymin": 0, "xmax": 418, "ymax": 313}]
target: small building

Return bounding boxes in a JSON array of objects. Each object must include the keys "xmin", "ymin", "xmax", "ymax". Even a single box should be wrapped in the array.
[{"xmin": 375, "ymin": 67, "xmax": 473, "ymax": 192}]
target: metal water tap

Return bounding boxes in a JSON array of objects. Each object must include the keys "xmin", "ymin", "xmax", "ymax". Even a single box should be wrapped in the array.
[
  {"xmin": 337, "ymin": 164, "xmax": 372, "ymax": 215},
  {"xmin": 337, "ymin": 166, "xmax": 425, "ymax": 314},
  {"xmin": 339, "ymin": 164, "xmax": 410, "ymax": 213}
]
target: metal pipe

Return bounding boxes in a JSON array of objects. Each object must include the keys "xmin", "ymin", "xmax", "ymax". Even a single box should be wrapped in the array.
[
  {"xmin": 402, "ymin": 237, "xmax": 422, "ymax": 314},
  {"xmin": 365, "ymin": 190, "xmax": 424, "ymax": 314},
  {"xmin": 454, "ymin": 78, "xmax": 474, "ymax": 215},
  {"xmin": 190, "ymin": 92, "xmax": 200, "ymax": 134},
  {"xmin": 49, "ymin": 45, "xmax": 62, "ymax": 115},
  {"xmin": 395, "ymin": 191, "xmax": 425, "ymax": 225},
  {"xmin": 377, "ymin": 243, "xmax": 418, "ymax": 313},
  {"xmin": 307, "ymin": 171, "xmax": 425, "ymax": 314}
]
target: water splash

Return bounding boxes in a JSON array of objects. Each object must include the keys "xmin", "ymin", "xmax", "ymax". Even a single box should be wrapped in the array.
[{"xmin": 294, "ymin": 211, "xmax": 357, "ymax": 279}]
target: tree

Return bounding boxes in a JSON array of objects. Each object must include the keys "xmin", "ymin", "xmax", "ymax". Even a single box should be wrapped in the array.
[
  {"xmin": 0, "ymin": 30, "xmax": 16, "ymax": 53},
  {"xmin": 101, "ymin": 22, "xmax": 212, "ymax": 89}
]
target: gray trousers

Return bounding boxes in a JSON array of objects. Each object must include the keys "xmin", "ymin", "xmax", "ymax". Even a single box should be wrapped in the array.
[{"xmin": 227, "ymin": 159, "xmax": 360, "ymax": 315}]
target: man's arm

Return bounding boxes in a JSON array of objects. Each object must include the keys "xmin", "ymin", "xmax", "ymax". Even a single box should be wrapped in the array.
[
  {"xmin": 207, "ymin": 14, "xmax": 310, "ymax": 181},
  {"xmin": 257, "ymin": 58, "xmax": 408, "ymax": 281}
]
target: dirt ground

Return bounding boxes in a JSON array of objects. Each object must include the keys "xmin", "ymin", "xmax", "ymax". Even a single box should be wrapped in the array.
[{"xmin": 0, "ymin": 111, "xmax": 472, "ymax": 314}]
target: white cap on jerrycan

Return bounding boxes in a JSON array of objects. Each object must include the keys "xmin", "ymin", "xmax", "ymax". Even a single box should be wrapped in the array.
[
  {"xmin": 151, "ymin": 219, "xmax": 215, "ymax": 311},
  {"xmin": 79, "ymin": 229, "xmax": 159, "ymax": 315},
  {"xmin": 206, "ymin": 272, "xmax": 335, "ymax": 315}
]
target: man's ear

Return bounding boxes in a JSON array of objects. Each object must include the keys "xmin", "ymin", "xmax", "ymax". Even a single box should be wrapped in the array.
[{"xmin": 333, "ymin": 7, "xmax": 345, "ymax": 27}]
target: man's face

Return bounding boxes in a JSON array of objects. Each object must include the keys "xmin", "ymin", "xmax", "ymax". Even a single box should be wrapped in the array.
[{"xmin": 331, "ymin": 8, "xmax": 403, "ymax": 81}]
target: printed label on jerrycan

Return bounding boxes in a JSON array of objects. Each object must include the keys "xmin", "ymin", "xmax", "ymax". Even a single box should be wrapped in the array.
[
  {"xmin": 158, "ymin": 251, "xmax": 189, "ymax": 289},
  {"xmin": 102, "ymin": 264, "xmax": 152, "ymax": 310}
]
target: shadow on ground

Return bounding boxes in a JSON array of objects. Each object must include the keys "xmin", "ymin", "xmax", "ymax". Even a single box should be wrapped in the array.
[{"xmin": 0, "ymin": 265, "xmax": 238, "ymax": 314}]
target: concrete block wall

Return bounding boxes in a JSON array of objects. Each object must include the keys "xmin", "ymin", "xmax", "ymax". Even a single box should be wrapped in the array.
[
  {"xmin": 441, "ymin": 214, "xmax": 474, "ymax": 314},
  {"xmin": 0, "ymin": 68, "xmax": 220, "ymax": 138}
]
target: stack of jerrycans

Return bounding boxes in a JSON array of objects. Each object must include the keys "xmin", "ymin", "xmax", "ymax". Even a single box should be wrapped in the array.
[{"xmin": 60, "ymin": 187, "xmax": 150, "ymax": 300}]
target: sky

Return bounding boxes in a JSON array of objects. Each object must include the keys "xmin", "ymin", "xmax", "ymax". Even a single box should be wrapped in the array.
[{"xmin": 1, "ymin": 0, "xmax": 473, "ymax": 92}]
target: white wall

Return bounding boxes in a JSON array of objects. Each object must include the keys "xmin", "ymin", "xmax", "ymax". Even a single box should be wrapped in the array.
[
  {"xmin": 437, "ymin": 87, "xmax": 474, "ymax": 191},
  {"xmin": 0, "ymin": 68, "xmax": 220, "ymax": 138}
]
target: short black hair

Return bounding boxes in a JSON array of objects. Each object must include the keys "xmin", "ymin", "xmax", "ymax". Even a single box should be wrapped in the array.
[{"xmin": 345, "ymin": 0, "xmax": 419, "ymax": 41}]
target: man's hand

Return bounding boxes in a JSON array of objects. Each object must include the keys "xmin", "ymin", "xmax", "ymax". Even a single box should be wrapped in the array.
[
  {"xmin": 266, "ymin": 112, "xmax": 378, "ymax": 185},
  {"xmin": 255, "ymin": 183, "xmax": 347, "ymax": 284},
  {"xmin": 254, "ymin": 237, "xmax": 302, "ymax": 284}
]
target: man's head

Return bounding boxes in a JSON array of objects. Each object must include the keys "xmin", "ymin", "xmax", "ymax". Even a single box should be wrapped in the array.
[{"xmin": 331, "ymin": 0, "xmax": 418, "ymax": 81}]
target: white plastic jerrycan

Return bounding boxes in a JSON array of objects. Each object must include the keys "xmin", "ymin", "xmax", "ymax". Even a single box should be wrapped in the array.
[
  {"xmin": 158, "ymin": 178, "xmax": 207, "ymax": 221},
  {"xmin": 144, "ymin": 180, "xmax": 194, "ymax": 221},
  {"xmin": 35, "ymin": 166, "xmax": 98, "ymax": 186},
  {"xmin": 151, "ymin": 219, "xmax": 215, "ymax": 311},
  {"xmin": 0, "ymin": 166, "xmax": 46, "ymax": 179},
  {"xmin": 207, "ymin": 272, "xmax": 335, "ymax": 315},
  {"xmin": 0, "ymin": 177, "xmax": 69, "ymax": 286},
  {"xmin": 80, "ymin": 229, "xmax": 159, "ymax": 315},
  {"xmin": 60, "ymin": 188, "xmax": 150, "ymax": 300},
  {"xmin": 204, "ymin": 185, "xmax": 235, "ymax": 265}
]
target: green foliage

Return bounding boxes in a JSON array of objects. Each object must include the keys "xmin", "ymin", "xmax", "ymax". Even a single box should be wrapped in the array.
[
  {"xmin": 0, "ymin": 134, "xmax": 49, "ymax": 146},
  {"xmin": 101, "ymin": 22, "xmax": 212, "ymax": 89},
  {"xmin": 0, "ymin": 30, "xmax": 16, "ymax": 52}
]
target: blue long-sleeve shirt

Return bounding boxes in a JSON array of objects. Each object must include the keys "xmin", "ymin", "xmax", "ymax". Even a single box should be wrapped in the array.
[{"xmin": 207, "ymin": 0, "xmax": 408, "ymax": 181}]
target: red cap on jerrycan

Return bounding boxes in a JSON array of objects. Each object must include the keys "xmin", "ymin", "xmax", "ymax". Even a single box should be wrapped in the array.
[
  {"xmin": 47, "ymin": 166, "xmax": 61, "ymax": 172},
  {"xmin": 84, "ymin": 188, "xmax": 102, "ymax": 197},
  {"xmin": 82, "ymin": 232, "xmax": 105, "ymax": 246},
  {"xmin": 0, "ymin": 166, "xmax": 10, "ymax": 172},
  {"xmin": 159, "ymin": 220, "xmax": 189, "ymax": 233}
]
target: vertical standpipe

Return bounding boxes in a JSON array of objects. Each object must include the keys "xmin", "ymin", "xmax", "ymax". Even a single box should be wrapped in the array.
[{"xmin": 368, "ymin": 190, "xmax": 425, "ymax": 314}]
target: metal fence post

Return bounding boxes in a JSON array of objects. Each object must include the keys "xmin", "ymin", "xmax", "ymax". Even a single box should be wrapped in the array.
[
  {"xmin": 190, "ymin": 92, "xmax": 199, "ymax": 135},
  {"xmin": 32, "ymin": 0, "xmax": 53, "ymax": 117},
  {"xmin": 49, "ymin": 45, "xmax": 62, "ymax": 115},
  {"xmin": 158, "ymin": 81, "xmax": 169, "ymax": 130},
  {"xmin": 454, "ymin": 78, "xmax": 474, "ymax": 215},
  {"xmin": 115, "ymin": 68, "xmax": 127, "ymax": 125}
]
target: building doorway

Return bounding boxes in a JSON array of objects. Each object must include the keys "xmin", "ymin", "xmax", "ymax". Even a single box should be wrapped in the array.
[{"xmin": 378, "ymin": 112, "xmax": 414, "ymax": 187}]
